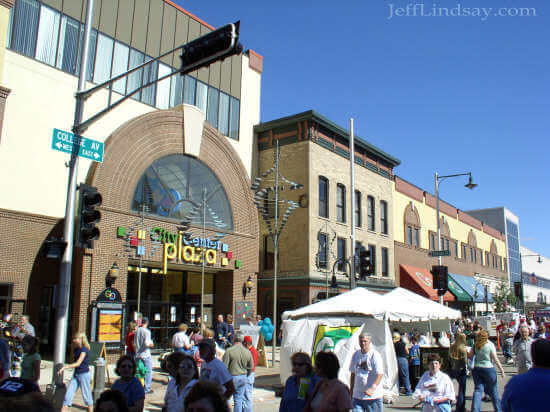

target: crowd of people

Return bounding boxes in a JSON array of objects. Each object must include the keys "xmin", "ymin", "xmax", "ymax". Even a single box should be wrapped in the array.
[{"xmin": 2, "ymin": 312, "xmax": 550, "ymax": 411}]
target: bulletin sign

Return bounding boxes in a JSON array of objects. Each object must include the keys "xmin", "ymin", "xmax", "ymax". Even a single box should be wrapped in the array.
[
  {"xmin": 235, "ymin": 301, "xmax": 254, "ymax": 327},
  {"xmin": 97, "ymin": 309, "xmax": 123, "ymax": 343}
]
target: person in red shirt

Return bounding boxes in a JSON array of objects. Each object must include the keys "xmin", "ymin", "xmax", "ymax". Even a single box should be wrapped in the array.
[
  {"xmin": 125, "ymin": 321, "xmax": 137, "ymax": 358},
  {"xmin": 243, "ymin": 335, "xmax": 258, "ymax": 411}
]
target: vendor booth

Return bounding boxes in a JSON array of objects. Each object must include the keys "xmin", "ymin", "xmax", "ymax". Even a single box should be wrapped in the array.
[{"xmin": 280, "ymin": 288, "xmax": 398, "ymax": 397}]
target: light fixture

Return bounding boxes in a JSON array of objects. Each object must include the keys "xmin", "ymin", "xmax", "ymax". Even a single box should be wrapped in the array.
[
  {"xmin": 106, "ymin": 262, "xmax": 120, "ymax": 287},
  {"xmin": 243, "ymin": 275, "xmax": 254, "ymax": 298},
  {"xmin": 43, "ymin": 238, "xmax": 67, "ymax": 260},
  {"xmin": 464, "ymin": 175, "xmax": 477, "ymax": 190},
  {"xmin": 538, "ymin": 255, "xmax": 543, "ymax": 264}
]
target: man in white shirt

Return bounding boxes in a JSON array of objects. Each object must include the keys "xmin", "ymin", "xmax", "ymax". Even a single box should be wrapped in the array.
[
  {"xmin": 198, "ymin": 338, "xmax": 236, "ymax": 400},
  {"xmin": 171, "ymin": 323, "xmax": 191, "ymax": 352},
  {"xmin": 135, "ymin": 317, "xmax": 154, "ymax": 394},
  {"xmin": 349, "ymin": 332, "xmax": 384, "ymax": 412}
]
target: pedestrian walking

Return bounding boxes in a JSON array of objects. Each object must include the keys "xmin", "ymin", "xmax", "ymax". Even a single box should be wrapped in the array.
[
  {"xmin": 412, "ymin": 353, "xmax": 455, "ymax": 412},
  {"xmin": 501, "ymin": 322, "xmax": 515, "ymax": 365},
  {"xmin": 198, "ymin": 339, "xmax": 235, "ymax": 400},
  {"xmin": 20, "ymin": 335, "xmax": 40, "ymax": 385},
  {"xmin": 305, "ymin": 351, "xmax": 352, "ymax": 412},
  {"xmin": 393, "ymin": 332, "xmax": 412, "ymax": 396},
  {"xmin": 59, "ymin": 332, "xmax": 93, "ymax": 412},
  {"xmin": 469, "ymin": 330, "xmax": 505, "ymax": 412},
  {"xmin": 279, "ymin": 352, "xmax": 319, "ymax": 412},
  {"xmin": 501, "ymin": 339, "xmax": 550, "ymax": 412},
  {"xmin": 226, "ymin": 314, "xmax": 235, "ymax": 346},
  {"xmin": 448, "ymin": 332, "xmax": 468, "ymax": 412},
  {"xmin": 349, "ymin": 332, "xmax": 384, "ymax": 412},
  {"xmin": 111, "ymin": 355, "xmax": 145, "ymax": 412},
  {"xmin": 243, "ymin": 336, "xmax": 258, "ymax": 411},
  {"xmin": 222, "ymin": 331, "xmax": 253, "ymax": 412},
  {"xmin": 164, "ymin": 353, "xmax": 198, "ymax": 412},
  {"xmin": 125, "ymin": 322, "xmax": 137, "ymax": 358},
  {"xmin": 409, "ymin": 336, "xmax": 421, "ymax": 390},
  {"xmin": 135, "ymin": 317, "xmax": 154, "ymax": 394},
  {"xmin": 172, "ymin": 323, "xmax": 191, "ymax": 353},
  {"xmin": 513, "ymin": 325, "xmax": 533, "ymax": 374},
  {"xmin": 215, "ymin": 315, "xmax": 229, "ymax": 348}
]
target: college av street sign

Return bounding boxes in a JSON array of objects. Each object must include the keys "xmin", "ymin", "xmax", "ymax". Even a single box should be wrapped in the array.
[
  {"xmin": 51, "ymin": 128, "xmax": 104, "ymax": 162},
  {"xmin": 429, "ymin": 250, "xmax": 451, "ymax": 257}
]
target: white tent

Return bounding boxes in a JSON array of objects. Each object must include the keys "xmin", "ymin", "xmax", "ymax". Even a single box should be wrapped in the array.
[
  {"xmin": 384, "ymin": 287, "xmax": 462, "ymax": 321},
  {"xmin": 280, "ymin": 288, "xmax": 398, "ymax": 398}
]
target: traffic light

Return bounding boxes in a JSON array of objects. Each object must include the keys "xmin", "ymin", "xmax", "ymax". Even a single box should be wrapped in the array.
[
  {"xmin": 180, "ymin": 21, "xmax": 243, "ymax": 75},
  {"xmin": 431, "ymin": 265, "xmax": 448, "ymax": 291},
  {"xmin": 514, "ymin": 282, "xmax": 523, "ymax": 298},
  {"xmin": 76, "ymin": 184, "xmax": 102, "ymax": 249},
  {"xmin": 359, "ymin": 247, "xmax": 374, "ymax": 278}
]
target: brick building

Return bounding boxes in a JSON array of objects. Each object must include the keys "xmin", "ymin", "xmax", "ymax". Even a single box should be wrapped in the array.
[
  {"xmin": 254, "ymin": 110, "xmax": 401, "ymax": 324},
  {"xmin": 0, "ymin": 0, "xmax": 262, "ymax": 354}
]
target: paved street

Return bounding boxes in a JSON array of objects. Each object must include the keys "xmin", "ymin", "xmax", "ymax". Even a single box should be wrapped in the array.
[{"xmin": 35, "ymin": 347, "xmax": 519, "ymax": 411}]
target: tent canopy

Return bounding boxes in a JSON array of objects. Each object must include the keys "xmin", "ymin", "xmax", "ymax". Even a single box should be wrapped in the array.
[{"xmin": 383, "ymin": 287, "xmax": 462, "ymax": 321}]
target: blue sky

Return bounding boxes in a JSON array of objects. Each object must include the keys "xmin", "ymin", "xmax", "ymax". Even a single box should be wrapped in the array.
[{"xmin": 175, "ymin": 0, "xmax": 550, "ymax": 257}]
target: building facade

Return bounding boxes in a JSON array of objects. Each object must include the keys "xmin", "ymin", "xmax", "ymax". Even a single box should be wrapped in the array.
[
  {"xmin": 254, "ymin": 111, "xmax": 401, "ymax": 324},
  {"xmin": 393, "ymin": 177, "xmax": 508, "ymax": 314},
  {"xmin": 520, "ymin": 246, "xmax": 550, "ymax": 310},
  {"xmin": 0, "ymin": 0, "xmax": 262, "ymax": 354}
]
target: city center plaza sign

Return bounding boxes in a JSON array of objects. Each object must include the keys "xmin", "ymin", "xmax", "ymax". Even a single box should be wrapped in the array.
[{"xmin": 117, "ymin": 225, "xmax": 241, "ymax": 274}]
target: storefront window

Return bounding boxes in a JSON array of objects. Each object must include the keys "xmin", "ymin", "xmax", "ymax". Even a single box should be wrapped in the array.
[{"xmin": 132, "ymin": 154, "xmax": 233, "ymax": 231}]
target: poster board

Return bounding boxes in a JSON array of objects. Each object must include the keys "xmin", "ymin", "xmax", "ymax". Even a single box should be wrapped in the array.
[
  {"xmin": 239, "ymin": 325, "xmax": 261, "ymax": 348},
  {"xmin": 235, "ymin": 301, "xmax": 254, "ymax": 328},
  {"xmin": 97, "ymin": 309, "xmax": 123, "ymax": 343}
]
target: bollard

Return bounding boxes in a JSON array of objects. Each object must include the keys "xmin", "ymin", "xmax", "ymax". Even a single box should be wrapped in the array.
[
  {"xmin": 48, "ymin": 362, "xmax": 67, "ymax": 410},
  {"xmin": 93, "ymin": 357, "xmax": 106, "ymax": 402}
]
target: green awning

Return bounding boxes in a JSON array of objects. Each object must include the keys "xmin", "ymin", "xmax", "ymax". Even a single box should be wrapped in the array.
[{"xmin": 448, "ymin": 277, "xmax": 472, "ymax": 302}]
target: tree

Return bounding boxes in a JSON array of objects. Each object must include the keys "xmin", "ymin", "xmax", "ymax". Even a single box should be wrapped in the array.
[{"xmin": 493, "ymin": 282, "xmax": 518, "ymax": 313}]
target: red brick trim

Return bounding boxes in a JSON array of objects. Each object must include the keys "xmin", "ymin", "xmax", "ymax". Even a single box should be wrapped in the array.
[
  {"xmin": 395, "ymin": 177, "xmax": 424, "ymax": 202},
  {"xmin": 247, "ymin": 50, "xmax": 263, "ymax": 74},
  {"xmin": 458, "ymin": 210, "xmax": 482, "ymax": 230}
]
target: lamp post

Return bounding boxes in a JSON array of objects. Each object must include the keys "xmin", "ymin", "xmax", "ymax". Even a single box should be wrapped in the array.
[
  {"xmin": 519, "ymin": 253, "xmax": 543, "ymax": 314},
  {"xmin": 434, "ymin": 172, "xmax": 477, "ymax": 304}
]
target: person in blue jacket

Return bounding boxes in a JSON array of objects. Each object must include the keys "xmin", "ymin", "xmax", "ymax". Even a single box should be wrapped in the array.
[{"xmin": 280, "ymin": 352, "xmax": 320, "ymax": 412}]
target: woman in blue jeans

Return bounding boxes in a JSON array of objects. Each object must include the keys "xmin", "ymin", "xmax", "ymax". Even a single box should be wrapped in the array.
[
  {"xmin": 469, "ymin": 330, "xmax": 506, "ymax": 412},
  {"xmin": 393, "ymin": 332, "xmax": 412, "ymax": 395},
  {"xmin": 59, "ymin": 332, "xmax": 93, "ymax": 412},
  {"xmin": 449, "ymin": 332, "xmax": 468, "ymax": 412}
]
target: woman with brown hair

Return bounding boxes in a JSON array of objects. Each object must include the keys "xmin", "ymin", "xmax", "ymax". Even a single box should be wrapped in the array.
[
  {"xmin": 469, "ymin": 330, "xmax": 505, "ymax": 412},
  {"xmin": 111, "ymin": 355, "xmax": 145, "ymax": 412},
  {"xmin": 449, "ymin": 332, "xmax": 468, "ymax": 412},
  {"xmin": 279, "ymin": 352, "xmax": 319, "ymax": 412}
]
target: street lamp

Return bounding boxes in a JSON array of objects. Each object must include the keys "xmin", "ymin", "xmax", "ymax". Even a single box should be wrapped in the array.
[
  {"xmin": 519, "ymin": 253, "xmax": 543, "ymax": 314},
  {"xmin": 435, "ymin": 172, "xmax": 477, "ymax": 304}
]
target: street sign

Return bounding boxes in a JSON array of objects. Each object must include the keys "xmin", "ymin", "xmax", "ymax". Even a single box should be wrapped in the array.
[
  {"xmin": 429, "ymin": 250, "xmax": 451, "ymax": 257},
  {"xmin": 51, "ymin": 128, "xmax": 104, "ymax": 163}
]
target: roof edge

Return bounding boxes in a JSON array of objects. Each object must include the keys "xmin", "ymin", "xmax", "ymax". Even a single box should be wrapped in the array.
[{"xmin": 164, "ymin": 0, "xmax": 216, "ymax": 30}]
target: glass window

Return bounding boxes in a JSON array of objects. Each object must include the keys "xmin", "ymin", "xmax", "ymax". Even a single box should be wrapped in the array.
[
  {"xmin": 318, "ymin": 233, "xmax": 328, "ymax": 269},
  {"xmin": 156, "ymin": 63, "xmax": 171, "ymax": 109},
  {"xmin": 368, "ymin": 244, "xmax": 376, "ymax": 276},
  {"xmin": 10, "ymin": 0, "xmax": 40, "ymax": 57},
  {"xmin": 336, "ymin": 184, "xmax": 346, "ymax": 223},
  {"xmin": 132, "ymin": 154, "xmax": 233, "ymax": 230},
  {"xmin": 141, "ymin": 57, "xmax": 158, "ymax": 106},
  {"xmin": 462, "ymin": 244, "xmax": 467, "ymax": 260},
  {"xmin": 229, "ymin": 97, "xmax": 240, "ymax": 140},
  {"xmin": 354, "ymin": 190, "xmax": 361, "ymax": 227},
  {"xmin": 196, "ymin": 81, "xmax": 208, "ymax": 114},
  {"xmin": 75, "ymin": 27, "xmax": 97, "ymax": 82},
  {"xmin": 407, "ymin": 226, "xmax": 412, "ymax": 245},
  {"xmin": 206, "ymin": 86, "xmax": 219, "ymax": 128},
  {"xmin": 56, "ymin": 15, "xmax": 80, "ymax": 74},
  {"xmin": 111, "ymin": 41, "xmax": 129, "ymax": 95},
  {"xmin": 381, "ymin": 247, "xmax": 389, "ymax": 277},
  {"xmin": 455, "ymin": 242, "xmax": 459, "ymax": 257},
  {"xmin": 367, "ymin": 196, "xmax": 375, "ymax": 231},
  {"xmin": 218, "ymin": 92, "xmax": 230, "ymax": 136},
  {"xmin": 263, "ymin": 235, "xmax": 274, "ymax": 270},
  {"xmin": 170, "ymin": 73, "xmax": 184, "ymax": 107},
  {"xmin": 183, "ymin": 75, "xmax": 196, "ymax": 105},
  {"xmin": 354, "ymin": 241, "xmax": 362, "ymax": 275},
  {"xmin": 35, "ymin": 5, "xmax": 60, "ymax": 66},
  {"xmin": 93, "ymin": 33, "xmax": 114, "ymax": 84},
  {"xmin": 430, "ymin": 233, "xmax": 436, "ymax": 250},
  {"xmin": 127, "ymin": 48, "xmax": 144, "ymax": 100},
  {"xmin": 415, "ymin": 228, "xmax": 420, "ymax": 247},
  {"xmin": 446, "ymin": 239, "xmax": 450, "ymax": 252},
  {"xmin": 319, "ymin": 176, "xmax": 329, "ymax": 218},
  {"xmin": 380, "ymin": 200, "xmax": 388, "ymax": 234},
  {"xmin": 337, "ymin": 238, "xmax": 346, "ymax": 271}
]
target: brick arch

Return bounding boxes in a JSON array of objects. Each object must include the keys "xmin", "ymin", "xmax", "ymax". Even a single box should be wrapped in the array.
[
  {"xmin": 467, "ymin": 229, "xmax": 477, "ymax": 247},
  {"xmin": 439, "ymin": 216, "xmax": 450, "ymax": 238},
  {"xmin": 404, "ymin": 202, "xmax": 420, "ymax": 227},
  {"xmin": 86, "ymin": 109, "xmax": 258, "ymax": 237}
]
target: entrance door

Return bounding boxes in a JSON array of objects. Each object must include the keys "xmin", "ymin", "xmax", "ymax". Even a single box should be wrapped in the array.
[
  {"xmin": 0, "ymin": 284, "xmax": 12, "ymax": 315},
  {"xmin": 38, "ymin": 286, "xmax": 55, "ymax": 351}
]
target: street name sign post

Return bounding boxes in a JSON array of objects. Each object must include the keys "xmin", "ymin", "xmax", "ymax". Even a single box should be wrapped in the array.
[
  {"xmin": 429, "ymin": 250, "xmax": 451, "ymax": 257},
  {"xmin": 51, "ymin": 128, "xmax": 104, "ymax": 162}
]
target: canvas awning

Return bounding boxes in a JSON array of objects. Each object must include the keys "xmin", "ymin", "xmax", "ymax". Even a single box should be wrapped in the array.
[
  {"xmin": 448, "ymin": 273, "xmax": 494, "ymax": 303},
  {"xmin": 384, "ymin": 287, "xmax": 461, "ymax": 320},
  {"xmin": 399, "ymin": 264, "xmax": 455, "ymax": 302}
]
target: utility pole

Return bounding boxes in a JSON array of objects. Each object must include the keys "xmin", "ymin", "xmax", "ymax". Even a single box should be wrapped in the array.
[{"xmin": 349, "ymin": 118, "xmax": 356, "ymax": 290}]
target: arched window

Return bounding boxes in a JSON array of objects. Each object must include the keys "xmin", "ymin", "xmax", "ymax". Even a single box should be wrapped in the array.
[
  {"xmin": 404, "ymin": 202, "xmax": 421, "ymax": 247},
  {"xmin": 132, "ymin": 154, "xmax": 233, "ymax": 230}
]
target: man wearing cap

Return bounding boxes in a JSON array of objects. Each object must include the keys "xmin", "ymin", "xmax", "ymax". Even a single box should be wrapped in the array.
[
  {"xmin": 223, "ymin": 331, "xmax": 254, "ymax": 412},
  {"xmin": 199, "ymin": 338, "xmax": 235, "ymax": 400},
  {"xmin": 243, "ymin": 335, "xmax": 258, "ymax": 411},
  {"xmin": 135, "ymin": 317, "xmax": 154, "ymax": 394}
]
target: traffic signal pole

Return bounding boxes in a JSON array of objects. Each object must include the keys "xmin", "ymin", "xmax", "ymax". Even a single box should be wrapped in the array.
[
  {"xmin": 53, "ymin": 0, "xmax": 94, "ymax": 383},
  {"xmin": 435, "ymin": 172, "xmax": 443, "ymax": 305}
]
